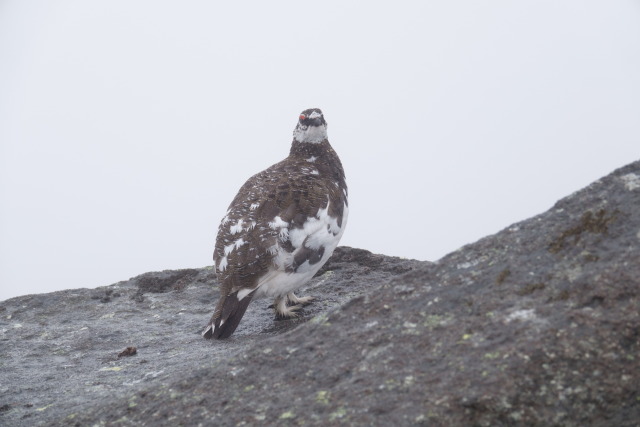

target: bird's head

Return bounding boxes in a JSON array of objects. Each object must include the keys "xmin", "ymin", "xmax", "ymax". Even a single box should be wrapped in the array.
[{"xmin": 293, "ymin": 108, "xmax": 327, "ymax": 143}]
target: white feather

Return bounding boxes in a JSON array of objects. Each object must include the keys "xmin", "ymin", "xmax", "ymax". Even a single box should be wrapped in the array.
[
  {"xmin": 293, "ymin": 124, "xmax": 327, "ymax": 144},
  {"xmin": 253, "ymin": 201, "xmax": 349, "ymax": 298}
]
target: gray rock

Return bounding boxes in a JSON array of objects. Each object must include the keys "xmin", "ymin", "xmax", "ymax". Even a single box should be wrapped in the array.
[{"xmin": 1, "ymin": 160, "xmax": 639, "ymax": 426}]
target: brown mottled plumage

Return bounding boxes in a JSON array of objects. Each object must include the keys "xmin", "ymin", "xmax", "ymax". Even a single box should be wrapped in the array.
[{"xmin": 203, "ymin": 108, "xmax": 348, "ymax": 339}]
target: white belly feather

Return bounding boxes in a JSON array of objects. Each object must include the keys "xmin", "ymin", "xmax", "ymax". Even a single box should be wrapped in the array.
[{"xmin": 239, "ymin": 201, "xmax": 348, "ymax": 300}]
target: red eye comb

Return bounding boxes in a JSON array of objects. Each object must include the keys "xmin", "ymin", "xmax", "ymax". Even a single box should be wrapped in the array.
[{"xmin": 299, "ymin": 114, "xmax": 306, "ymax": 120}]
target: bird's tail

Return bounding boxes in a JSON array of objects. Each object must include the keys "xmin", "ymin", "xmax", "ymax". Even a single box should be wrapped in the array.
[{"xmin": 202, "ymin": 290, "xmax": 255, "ymax": 339}]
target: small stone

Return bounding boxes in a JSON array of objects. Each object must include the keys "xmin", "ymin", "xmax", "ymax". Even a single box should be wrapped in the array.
[{"xmin": 117, "ymin": 347, "xmax": 137, "ymax": 358}]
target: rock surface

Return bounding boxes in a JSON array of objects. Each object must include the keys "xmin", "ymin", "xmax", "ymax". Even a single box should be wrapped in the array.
[{"xmin": 1, "ymin": 160, "xmax": 639, "ymax": 426}]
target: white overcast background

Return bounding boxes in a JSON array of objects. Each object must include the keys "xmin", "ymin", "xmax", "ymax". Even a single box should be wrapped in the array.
[{"xmin": 1, "ymin": 1, "xmax": 639, "ymax": 302}]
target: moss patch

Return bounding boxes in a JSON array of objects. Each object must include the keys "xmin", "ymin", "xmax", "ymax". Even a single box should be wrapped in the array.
[
  {"xmin": 517, "ymin": 283, "xmax": 546, "ymax": 296},
  {"xmin": 548, "ymin": 209, "xmax": 617, "ymax": 253},
  {"xmin": 496, "ymin": 269, "xmax": 511, "ymax": 285}
]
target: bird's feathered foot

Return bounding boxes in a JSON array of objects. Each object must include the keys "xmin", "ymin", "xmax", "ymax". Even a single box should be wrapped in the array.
[
  {"xmin": 203, "ymin": 290, "xmax": 255, "ymax": 339},
  {"xmin": 274, "ymin": 292, "xmax": 314, "ymax": 319},
  {"xmin": 287, "ymin": 292, "xmax": 314, "ymax": 306}
]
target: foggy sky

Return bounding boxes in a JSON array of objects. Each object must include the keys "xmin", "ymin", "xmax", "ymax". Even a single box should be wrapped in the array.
[{"xmin": 1, "ymin": 1, "xmax": 639, "ymax": 301}]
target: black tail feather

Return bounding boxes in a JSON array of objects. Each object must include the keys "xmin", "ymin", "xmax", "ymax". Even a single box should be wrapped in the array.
[{"xmin": 203, "ymin": 290, "xmax": 254, "ymax": 339}]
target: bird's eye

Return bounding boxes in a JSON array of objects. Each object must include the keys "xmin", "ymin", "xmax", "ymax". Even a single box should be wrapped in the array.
[{"xmin": 299, "ymin": 115, "xmax": 306, "ymax": 121}]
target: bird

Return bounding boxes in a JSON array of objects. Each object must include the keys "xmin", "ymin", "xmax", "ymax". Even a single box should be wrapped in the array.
[{"xmin": 203, "ymin": 108, "xmax": 348, "ymax": 339}]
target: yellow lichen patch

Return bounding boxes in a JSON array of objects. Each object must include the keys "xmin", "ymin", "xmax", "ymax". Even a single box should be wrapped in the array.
[
  {"xmin": 402, "ymin": 321, "xmax": 420, "ymax": 335},
  {"xmin": 99, "ymin": 366, "xmax": 123, "ymax": 372},
  {"xmin": 316, "ymin": 390, "xmax": 330, "ymax": 405},
  {"xmin": 422, "ymin": 314, "xmax": 453, "ymax": 329},
  {"xmin": 279, "ymin": 410, "xmax": 295, "ymax": 419},
  {"xmin": 403, "ymin": 375, "xmax": 415, "ymax": 387},
  {"xmin": 309, "ymin": 312, "xmax": 331, "ymax": 326},
  {"xmin": 329, "ymin": 407, "xmax": 347, "ymax": 421}
]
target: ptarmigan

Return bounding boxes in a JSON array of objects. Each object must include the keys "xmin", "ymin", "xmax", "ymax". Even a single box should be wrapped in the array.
[{"xmin": 203, "ymin": 108, "xmax": 348, "ymax": 339}]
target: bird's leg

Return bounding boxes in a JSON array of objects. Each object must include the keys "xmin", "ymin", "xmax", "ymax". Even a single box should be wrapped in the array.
[
  {"xmin": 274, "ymin": 295, "xmax": 301, "ymax": 319},
  {"xmin": 287, "ymin": 292, "xmax": 314, "ymax": 306}
]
